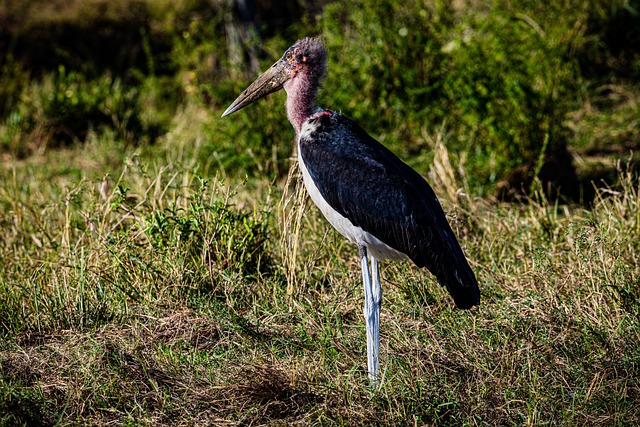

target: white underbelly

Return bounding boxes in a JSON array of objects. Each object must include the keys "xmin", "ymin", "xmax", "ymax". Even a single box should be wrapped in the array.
[{"xmin": 297, "ymin": 142, "xmax": 407, "ymax": 262}]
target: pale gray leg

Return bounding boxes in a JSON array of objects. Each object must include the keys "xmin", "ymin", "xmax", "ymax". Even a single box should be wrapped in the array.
[
  {"xmin": 359, "ymin": 245, "xmax": 380, "ymax": 385},
  {"xmin": 370, "ymin": 256, "xmax": 382, "ymax": 381}
]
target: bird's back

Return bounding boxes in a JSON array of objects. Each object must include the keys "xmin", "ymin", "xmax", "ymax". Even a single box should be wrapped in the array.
[{"xmin": 299, "ymin": 111, "xmax": 480, "ymax": 309}]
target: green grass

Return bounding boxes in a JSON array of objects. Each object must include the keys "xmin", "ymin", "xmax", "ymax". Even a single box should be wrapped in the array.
[
  {"xmin": 1, "ymin": 117, "xmax": 639, "ymax": 425},
  {"xmin": 1, "ymin": 0, "xmax": 640, "ymax": 424}
]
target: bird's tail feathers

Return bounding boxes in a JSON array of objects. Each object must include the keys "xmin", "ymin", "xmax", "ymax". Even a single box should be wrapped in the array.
[
  {"xmin": 440, "ymin": 260, "xmax": 480, "ymax": 309},
  {"xmin": 432, "ymin": 229, "xmax": 480, "ymax": 310}
]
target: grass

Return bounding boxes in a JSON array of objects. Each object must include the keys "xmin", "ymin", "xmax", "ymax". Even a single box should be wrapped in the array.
[
  {"xmin": 1, "ymin": 1, "xmax": 640, "ymax": 424},
  {"xmin": 1, "ymin": 113, "xmax": 639, "ymax": 425}
]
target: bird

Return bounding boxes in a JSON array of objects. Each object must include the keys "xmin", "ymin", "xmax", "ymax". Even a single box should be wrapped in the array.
[{"xmin": 222, "ymin": 37, "xmax": 480, "ymax": 385}]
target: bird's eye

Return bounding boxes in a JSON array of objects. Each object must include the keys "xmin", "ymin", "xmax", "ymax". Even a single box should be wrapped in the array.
[{"xmin": 285, "ymin": 51, "xmax": 294, "ymax": 62}]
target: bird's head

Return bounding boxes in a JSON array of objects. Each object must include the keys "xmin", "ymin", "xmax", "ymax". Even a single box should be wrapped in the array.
[{"xmin": 222, "ymin": 37, "xmax": 327, "ymax": 117}]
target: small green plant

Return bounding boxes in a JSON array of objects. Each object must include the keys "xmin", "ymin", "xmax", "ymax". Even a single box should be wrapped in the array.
[{"xmin": 143, "ymin": 177, "xmax": 273, "ymax": 282}]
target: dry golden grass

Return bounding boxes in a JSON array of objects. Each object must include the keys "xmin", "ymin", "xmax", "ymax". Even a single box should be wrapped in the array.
[{"xmin": 1, "ymin": 130, "xmax": 639, "ymax": 425}]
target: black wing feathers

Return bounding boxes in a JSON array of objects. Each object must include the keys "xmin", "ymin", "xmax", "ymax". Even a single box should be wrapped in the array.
[{"xmin": 300, "ymin": 113, "xmax": 479, "ymax": 309}]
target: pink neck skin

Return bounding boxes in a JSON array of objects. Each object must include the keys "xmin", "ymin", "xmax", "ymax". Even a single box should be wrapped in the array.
[{"xmin": 283, "ymin": 70, "xmax": 320, "ymax": 133}]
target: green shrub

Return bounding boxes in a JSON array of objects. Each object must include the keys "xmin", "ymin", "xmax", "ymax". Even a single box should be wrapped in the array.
[
  {"xmin": 320, "ymin": 0, "xmax": 582, "ymax": 195},
  {"xmin": 440, "ymin": 10, "xmax": 580, "ymax": 192}
]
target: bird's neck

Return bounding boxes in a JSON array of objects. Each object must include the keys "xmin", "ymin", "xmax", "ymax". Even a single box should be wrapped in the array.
[{"xmin": 284, "ymin": 71, "xmax": 320, "ymax": 133}]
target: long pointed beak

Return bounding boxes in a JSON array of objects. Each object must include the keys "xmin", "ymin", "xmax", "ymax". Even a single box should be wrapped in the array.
[{"xmin": 221, "ymin": 59, "xmax": 290, "ymax": 117}]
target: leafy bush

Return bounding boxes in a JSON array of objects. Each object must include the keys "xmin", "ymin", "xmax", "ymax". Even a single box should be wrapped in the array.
[
  {"xmin": 320, "ymin": 0, "xmax": 582, "ymax": 195},
  {"xmin": 170, "ymin": 0, "xmax": 640, "ymax": 196}
]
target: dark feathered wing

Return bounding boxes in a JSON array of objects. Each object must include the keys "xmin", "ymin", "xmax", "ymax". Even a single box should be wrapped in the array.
[{"xmin": 299, "ymin": 112, "xmax": 480, "ymax": 309}]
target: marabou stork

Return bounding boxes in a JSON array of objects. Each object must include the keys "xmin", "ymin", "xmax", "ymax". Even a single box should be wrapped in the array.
[{"xmin": 222, "ymin": 37, "xmax": 479, "ymax": 384}]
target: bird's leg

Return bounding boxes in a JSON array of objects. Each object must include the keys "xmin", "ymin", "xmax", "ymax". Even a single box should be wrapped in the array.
[
  {"xmin": 370, "ymin": 255, "xmax": 382, "ymax": 380},
  {"xmin": 359, "ymin": 245, "xmax": 380, "ymax": 385}
]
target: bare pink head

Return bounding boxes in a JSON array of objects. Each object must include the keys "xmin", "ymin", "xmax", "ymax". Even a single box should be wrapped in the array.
[{"xmin": 222, "ymin": 37, "xmax": 327, "ymax": 132}]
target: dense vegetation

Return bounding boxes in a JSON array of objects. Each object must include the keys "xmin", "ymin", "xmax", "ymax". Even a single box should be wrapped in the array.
[
  {"xmin": 2, "ymin": 0, "xmax": 638, "ymax": 196},
  {"xmin": 1, "ymin": 0, "xmax": 639, "ymax": 425}
]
